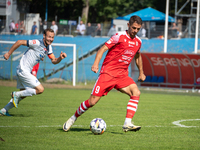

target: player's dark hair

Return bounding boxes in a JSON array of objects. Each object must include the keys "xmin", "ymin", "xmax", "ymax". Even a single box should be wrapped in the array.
[
  {"xmin": 43, "ymin": 29, "xmax": 54, "ymax": 35},
  {"xmin": 129, "ymin": 15, "xmax": 142, "ymax": 25}
]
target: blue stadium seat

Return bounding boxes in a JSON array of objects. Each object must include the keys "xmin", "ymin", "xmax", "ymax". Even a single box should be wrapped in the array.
[
  {"xmin": 157, "ymin": 76, "xmax": 164, "ymax": 83},
  {"xmin": 144, "ymin": 76, "xmax": 152, "ymax": 82},
  {"xmin": 151, "ymin": 76, "xmax": 158, "ymax": 82}
]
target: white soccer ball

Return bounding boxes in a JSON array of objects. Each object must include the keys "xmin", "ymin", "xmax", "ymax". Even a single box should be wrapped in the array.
[{"xmin": 90, "ymin": 118, "xmax": 106, "ymax": 135}]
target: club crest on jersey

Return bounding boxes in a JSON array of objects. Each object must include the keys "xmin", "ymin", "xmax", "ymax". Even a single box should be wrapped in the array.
[
  {"xmin": 107, "ymin": 39, "xmax": 113, "ymax": 44},
  {"xmin": 32, "ymin": 40, "xmax": 36, "ymax": 44}
]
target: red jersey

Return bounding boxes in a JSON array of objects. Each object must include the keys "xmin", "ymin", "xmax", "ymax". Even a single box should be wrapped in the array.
[
  {"xmin": 31, "ymin": 63, "xmax": 40, "ymax": 76},
  {"xmin": 101, "ymin": 30, "xmax": 142, "ymax": 77}
]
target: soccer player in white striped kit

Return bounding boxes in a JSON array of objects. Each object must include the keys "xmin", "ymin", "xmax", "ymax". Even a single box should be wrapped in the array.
[
  {"xmin": 63, "ymin": 15, "xmax": 146, "ymax": 132},
  {"xmin": 0, "ymin": 29, "xmax": 67, "ymax": 116}
]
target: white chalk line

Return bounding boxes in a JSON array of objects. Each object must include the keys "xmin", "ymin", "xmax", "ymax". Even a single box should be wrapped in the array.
[
  {"xmin": 0, "ymin": 125, "xmax": 171, "ymax": 128},
  {"xmin": 0, "ymin": 119, "xmax": 200, "ymax": 128},
  {"xmin": 172, "ymin": 119, "xmax": 200, "ymax": 128}
]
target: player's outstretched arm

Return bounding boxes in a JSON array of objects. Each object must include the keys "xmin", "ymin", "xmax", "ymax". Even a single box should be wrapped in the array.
[
  {"xmin": 3, "ymin": 40, "xmax": 27, "ymax": 60},
  {"xmin": 91, "ymin": 45, "xmax": 108, "ymax": 73},
  {"xmin": 50, "ymin": 51, "xmax": 67, "ymax": 64},
  {"xmin": 135, "ymin": 53, "xmax": 146, "ymax": 82}
]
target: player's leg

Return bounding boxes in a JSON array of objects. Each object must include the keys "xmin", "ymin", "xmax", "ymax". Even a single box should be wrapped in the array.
[
  {"xmin": 63, "ymin": 95, "xmax": 101, "ymax": 132},
  {"xmin": 12, "ymin": 84, "xmax": 43, "ymax": 108},
  {"xmin": 63, "ymin": 74, "xmax": 113, "ymax": 132},
  {"xmin": 0, "ymin": 97, "xmax": 14, "ymax": 116},
  {"xmin": 11, "ymin": 70, "xmax": 42, "ymax": 108},
  {"xmin": 0, "ymin": 76, "xmax": 25, "ymax": 116},
  {"xmin": 117, "ymin": 77, "xmax": 141, "ymax": 132}
]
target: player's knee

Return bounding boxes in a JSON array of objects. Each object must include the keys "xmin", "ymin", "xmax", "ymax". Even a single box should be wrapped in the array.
[
  {"xmin": 135, "ymin": 89, "xmax": 141, "ymax": 96},
  {"xmin": 132, "ymin": 88, "xmax": 140, "ymax": 96},
  {"xmin": 89, "ymin": 95, "xmax": 100, "ymax": 106},
  {"xmin": 37, "ymin": 86, "xmax": 44, "ymax": 94}
]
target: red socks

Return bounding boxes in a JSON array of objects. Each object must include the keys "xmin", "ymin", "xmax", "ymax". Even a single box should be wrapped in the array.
[
  {"xmin": 126, "ymin": 96, "xmax": 139, "ymax": 119},
  {"xmin": 74, "ymin": 99, "xmax": 91, "ymax": 118}
]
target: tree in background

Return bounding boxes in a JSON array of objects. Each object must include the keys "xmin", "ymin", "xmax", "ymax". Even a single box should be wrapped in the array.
[{"xmin": 17, "ymin": 0, "xmax": 190, "ymax": 24}]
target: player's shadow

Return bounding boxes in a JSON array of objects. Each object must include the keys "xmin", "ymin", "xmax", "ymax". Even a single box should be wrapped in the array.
[
  {"xmin": 109, "ymin": 131, "xmax": 123, "ymax": 134},
  {"xmin": 58, "ymin": 128, "xmax": 123, "ymax": 134},
  {"xmin": 58, "ymin": 128, "xmax": 90, "ymax": 132}
]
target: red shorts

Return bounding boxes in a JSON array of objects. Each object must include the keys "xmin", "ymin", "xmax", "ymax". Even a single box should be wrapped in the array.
[{"xmin": 91, "ymin": 73, "xmax": 136, "ymax": 96}]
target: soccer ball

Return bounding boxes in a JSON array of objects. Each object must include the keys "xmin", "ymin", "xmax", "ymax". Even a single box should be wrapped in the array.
[{"xmin": 90, "ymin": 118, "xmax": 106, "ymax": 135}]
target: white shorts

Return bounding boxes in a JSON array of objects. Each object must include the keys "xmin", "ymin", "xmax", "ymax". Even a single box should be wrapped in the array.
[{"xmin": 16, "ymin": 69, "xmax": 41, "ymax": 89}]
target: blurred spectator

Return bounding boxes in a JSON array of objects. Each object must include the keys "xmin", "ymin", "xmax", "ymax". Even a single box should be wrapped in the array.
[
  {"xmin": 9, "ymin": 20, "xmax": 15, "ymax": 33},
  {"xmin": 62, "ymin": 28, "xmax": 68, "ymax": 35},
  {"xmin": 15, "ymin": 20, "xmax": 20, "ymax": 33},
  {"xmin": 0, "ymin": 19, "xmax": 3, "ymax": 32},
  {"xmin": 95, "ymin": 23, "xmax": 102, "ymax": 36},
  {"xmin": 39, "ymin": 18, "xmax": 43, "ymax": 34},
  {"xmin": 76, "ymin": 20, "xmax": 86, "ymax": 35},
  {"xmin": 20, "ymin": 21, "xmax": 26, "ymax": 34},
  {"xmin": 137, "ymin": 23, "xmax": 146, "ymax": 38},
  {"xmin": 107, "ymin": 24, "xmax": 116, "ymax": 37},
  {"xmin": 43, "ymin": 20, "xmax": 47, "ymax": 31},
  {"xmin": 177, "ymin": 18, "xmax": 183, "ymax": 38},
  {"xmin": 86, "ymin": 22, "xmax": 94, "ymax": 36},
  {"xmin": 30, "ymin": 21, "xmax": 37, "ymax": 35},
  {"xmin": 169, "ymin": 22, "xmax": 179, "ymax": 38},
  {"xmin": 50, "ymin": 20, "xmax": 58, "ymax": 35}
]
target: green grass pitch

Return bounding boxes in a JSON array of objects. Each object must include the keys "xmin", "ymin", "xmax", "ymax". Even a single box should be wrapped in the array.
[{"xmin": 0, "ymin": 86, "xmax": 200, "ymax": 150}]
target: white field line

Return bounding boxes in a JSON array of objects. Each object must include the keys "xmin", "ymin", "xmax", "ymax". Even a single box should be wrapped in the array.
[
  {"xmin": 0, "ymin": 125, "xmax": 170, "ymax": 128},
  {"xmin": 172, "ymin": 119, "xmax": 200, "ymax": 128}
]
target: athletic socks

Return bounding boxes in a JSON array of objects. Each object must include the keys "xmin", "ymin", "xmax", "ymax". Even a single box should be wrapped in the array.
[
  {"xmin": 16, "ymin": 88, "xmax": 36, "ymax": 97},
  {"xmin": 1, "ymin": 89, "xmax": 36, "ymax": 113},
  {"xmin": 124, "ymin": 96, "xmax": 139, "ymax": 125},
  {"xmin": 74, "ymin": 99, "xmax": 92, "ymax": 119},
  {"xmin": 1, "ymin": 96, "xmax": 23, "ymax": 112},
  {"xmin": 1, "ymin": 98, "xmax": 14, "ymax": 113}
]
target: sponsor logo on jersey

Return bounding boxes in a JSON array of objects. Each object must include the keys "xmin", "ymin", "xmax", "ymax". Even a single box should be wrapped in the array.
[
  {"xmin": 128, "ymin": 41, "xmax": 135, "ymax": 45},
  {"xmin": 124, "ymin": 50, "xmax": 135, "ymax": 55}
]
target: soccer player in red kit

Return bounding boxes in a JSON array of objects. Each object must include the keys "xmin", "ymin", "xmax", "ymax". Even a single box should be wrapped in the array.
[
  {"xmin": 63, "ymin": 15, "xmax": 146, "ymax": 132},
  {"xmin": 31, "ymin": 63, "xmax": 40, "ymax": 77}
]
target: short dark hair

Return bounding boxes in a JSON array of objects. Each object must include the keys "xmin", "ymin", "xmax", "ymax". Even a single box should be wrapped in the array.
[
  {"xmin": 43, "ymin": 29, "xmax": 54, "ymax": 35},
  {"xmin": 129, "ymin": 15, "xmax": 142, "ymax": 25}
]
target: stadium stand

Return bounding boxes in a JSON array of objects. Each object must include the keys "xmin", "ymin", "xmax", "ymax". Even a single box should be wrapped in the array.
[{"xmin": 1, "ymin": 34, "xmax": 200, "ymax": 84}]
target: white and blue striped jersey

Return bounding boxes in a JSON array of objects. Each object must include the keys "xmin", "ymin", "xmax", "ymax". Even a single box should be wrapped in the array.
[{"xmin": 18, "ymin": 39, "xmax": 53, "ymax": 72}]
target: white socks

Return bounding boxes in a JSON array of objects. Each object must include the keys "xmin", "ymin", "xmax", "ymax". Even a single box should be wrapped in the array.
[
  {"xmin": 16, "ymin": 89, "xmax": 36, "ymax": 97},
  {"xmin": 1, "ymin": 89, "xmax": 36, "ymax": 113},
  {"xmin": 71, "ymin": 115, "xmax": 77, "ymax": 122},
  {"xmin": 1, "ymin": 98, "xmax": 14, "ymax": 113},
  {"xmin": 124, "ymin": 118, "xmax": 132, "ymax": 125}
]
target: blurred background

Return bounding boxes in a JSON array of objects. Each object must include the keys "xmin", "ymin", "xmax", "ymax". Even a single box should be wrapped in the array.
[{"xmin": 0, "ymin": 0, "xmax": 200, "ymax": 90}]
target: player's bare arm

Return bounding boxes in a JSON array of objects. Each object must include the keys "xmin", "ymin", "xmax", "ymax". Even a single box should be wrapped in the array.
[
  {"xmin": 135, "ymin": 53, "xmax": 146, "ymax": 81},
  {"xmin": 3, "ymin": 40, "xmax": 27, "ymax": 60},
  {"xmin": 91, "ymin": 45, "xmax": 108, "ymax": 73},
  {"xmin": 50, "ymin": 51, "xmax": 67, "ymax": 64}
]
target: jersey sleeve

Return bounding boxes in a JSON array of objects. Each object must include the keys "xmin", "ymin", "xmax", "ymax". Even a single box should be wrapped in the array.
[
  {"xmin": 136, "ymin": 37, "xmax": 142, "ymax": 53},
  {"xmin": 27, "ymin": 39, "xmax": 40, "ymax": 48},
  {"xmin": 105, "ymin": 33, "xmax": 120, "ymax": 49},
  {"xmin": 48, "ymin": 45, "xmax": 53, "ymax": 55},
  {"xmin": 47, "ymin": 45, "xmax": 54, "ymax": 59}
]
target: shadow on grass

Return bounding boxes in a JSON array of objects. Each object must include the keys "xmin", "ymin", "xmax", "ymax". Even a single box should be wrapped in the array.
[
  {"xmin": 57, "ymin": 128, "xmax": 124, "ymax": 135},
  {"xmin": 57, "ymin": 128, "xmax": 90, "ymax": 132}
]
